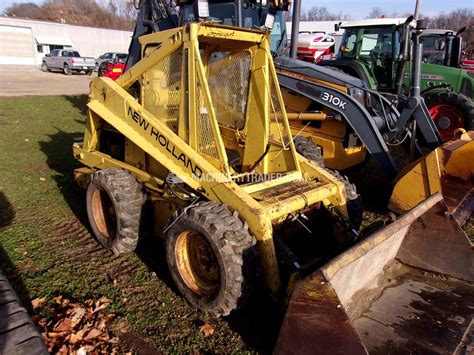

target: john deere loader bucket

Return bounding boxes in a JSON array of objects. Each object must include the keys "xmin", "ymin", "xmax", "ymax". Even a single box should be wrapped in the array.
[{"xmin": 275, "ymin": 143, "xmax": 474, "ymax": 353}]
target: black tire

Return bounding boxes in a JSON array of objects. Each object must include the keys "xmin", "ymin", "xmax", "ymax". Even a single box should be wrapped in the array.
[
  {"xmin": 328, "ymin": 170, "xmax": 363, "ymax": 228},
  {"xmin": 98, "ymin": 62, "xmax": 108, "ymax": 77},
  {"xmin": 424, "ymin": 91, "xmax": 474, "ymax": 141},
  {"xmin": 294, "ymin": 136, "xmax": 325, "ymax": 167},
  {"xmin": 295, "ymin": 137, "xmax": 363, "ymax": 228},
  {"xmin": 166, "ymin": 201, "xmax": 257, "ymax": 317},
  {"xmin": 86, "ymin": 70, "xmax": 93, "ymax": 76},
  {"xmin": 41, "ymin": 62, "xmax": 49, "ymax": 72},
  {"xmin": 86, "ymin": 168, "xmax": 146, "ymax": 255},
  {"xmin": 0, "ymin": 272, "xmax": 48, "ymax": 355},
  {"xmin": 63, "ymin": 63, "xmax": 72, "ymax": 75}
]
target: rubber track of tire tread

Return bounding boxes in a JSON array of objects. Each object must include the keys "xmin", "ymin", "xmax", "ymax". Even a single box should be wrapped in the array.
[
  {"xmin": 0, "ymin": 271, "xmax": 48, "ymax": 355},
  {"xmin": 293, "ymin": 136, "xmax": 363, "ymax": 227},
  {"xmin": 91, "ymin": 168, "xmax": 146, "ymax": 254},
  {"xmin": 168, "ymin": 201, "xmax": 257, "ymax": 317},
  {"xmin": 424, "ymin": 91, "xmax": 474, "ymax": 131},
  {"xmin": 294, "ymin": 136, "xmax": 325, "ymax": 168}
]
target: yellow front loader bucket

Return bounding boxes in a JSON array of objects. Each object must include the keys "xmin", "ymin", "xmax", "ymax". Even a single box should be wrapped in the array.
[
  {"xmin": 275, "ymin": 192, "xmax": 473, "ymax": 353},
  {"xmin": 390, "ymin": 131, "xmax": 473, "ymax": 226}
]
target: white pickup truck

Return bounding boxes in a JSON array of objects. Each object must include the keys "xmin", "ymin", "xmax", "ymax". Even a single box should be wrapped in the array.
[{"xmin": 42, "ymin": 49, "xmax": 96, "ymax": 75}]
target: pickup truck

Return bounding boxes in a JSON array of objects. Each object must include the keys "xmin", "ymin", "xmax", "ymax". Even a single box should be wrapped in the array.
[
  {"xmin": 41, "ymin": 49, "xmax": 96, "ymax": 75},
  {"xmin": 95, "ymin": 52, "xmax": 128, "ymax": 70}
]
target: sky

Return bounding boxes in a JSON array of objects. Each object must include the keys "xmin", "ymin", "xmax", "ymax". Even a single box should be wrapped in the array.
[{"xmin": 0, "ymin": 0, "xmax": 472, "ymax": 17}]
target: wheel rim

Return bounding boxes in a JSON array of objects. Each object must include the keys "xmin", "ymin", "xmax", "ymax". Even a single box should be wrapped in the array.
[
  {"xmin": 175, "ymin": 231, "xmax": 220, "ymax": 297},
  {"xmin": 42, "ymin": 63, "xmax": 47, "ymax": 71},
  {"xmin": 429, "ymin": 104, "xmax": 465, "ymax": 142},
  {"xmin": 91, "ymin": 188, "xmax": 117, "ymax": 239}
]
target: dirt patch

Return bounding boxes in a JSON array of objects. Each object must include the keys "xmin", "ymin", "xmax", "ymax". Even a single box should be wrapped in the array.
[{"xmin": 0, "ymin": 65, "xmax": 94, "ymax": 97}]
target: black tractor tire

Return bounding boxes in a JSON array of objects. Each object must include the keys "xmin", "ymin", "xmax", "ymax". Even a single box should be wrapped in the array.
[
  {"xmin": 98, "ymin": 62, "xmax": 108, "ymax": 77},
  {"xmin": 41, "ymin": 62, "xmax": 49, "ymax": 72},
  {"xmin": 63, "ymin": 63, "xmax": 72, "ymax": 75},
  {"xmin": 424, "ymin": 91, "xmax": 474, "ymax": 141},
  {"xmin": 294, "ymin": 136, "xmax": 363, "ymax": 228},
  {"xmin": 86, "ymin": 168, "xmax": 146, "ymax": 255},
  {"xmin": 328, "ymin": 170, "xmax": 363, "ymax": 229},
  {"xmin": 293, "ymin": 136, "xmax": 325, "ymax": 167},
  {"xmin": 166, "ymin": 201, "xmax": 257, "ymax": 317}
]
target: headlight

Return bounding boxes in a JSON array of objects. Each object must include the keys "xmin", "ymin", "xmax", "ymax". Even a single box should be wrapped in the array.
[{"xmin": 349, "ymin": 87, "xmax": 365, "ymax": 107}]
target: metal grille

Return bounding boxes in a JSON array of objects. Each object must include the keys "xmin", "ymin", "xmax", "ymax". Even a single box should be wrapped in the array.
[
  {"xmin": 196, "ymin": 77, "xmax": 219, "ymax": 159},
  {"xmin": 207, "ymin": 51, "xmax": 251, "ymax": 130},
  {"xmin": 269, "ymin": 73, "xmax": 290, "ymax": 146},
  {"xmin": 142, "ymin": 49, "xmax": 182, "ymax": 133}
]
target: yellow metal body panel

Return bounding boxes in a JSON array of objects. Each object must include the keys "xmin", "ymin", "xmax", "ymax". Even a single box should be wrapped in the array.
[
  {"xmin": 74, "ymin": 23, "xmax": 349, "ymax": 296},
  {"xmin": 390, "ymin": 131, "xmax": 474, "ymax": 223},
  {"xmin": 281, "ymin": 82, "xmax": 366, "ymax": 170}
]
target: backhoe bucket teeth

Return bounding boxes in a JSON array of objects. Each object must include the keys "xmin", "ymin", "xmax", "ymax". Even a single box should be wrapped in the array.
[
  {"xmin": 276, "ymin": 193, "xmax": 473, "ymax": 354},
  {"xmin": 390, "ymin": 131, "xmax": 474, "ymax": 226}
]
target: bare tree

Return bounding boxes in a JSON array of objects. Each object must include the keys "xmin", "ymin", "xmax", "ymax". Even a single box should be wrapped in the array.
[
  {"xmin": 3, "ymin": 2, "xmax": 44, "ymax": 19},
  {"xmin": 3, "ymin": 0, "xmax": 134, "ymax": 30},
  {"xmin": 429, "ymin": 8, "xmax": 474, "ymax": 57},
  {"xmin": 301, "ymin": 6, "xmax": 350, "ymax": 21},
  {"xmin": 365, "ymin": 7, "xmax": 412, "ymax": 19},
  {"xmin": 365, "ymin": 7, "xmax": 384, "ymax": 19}
]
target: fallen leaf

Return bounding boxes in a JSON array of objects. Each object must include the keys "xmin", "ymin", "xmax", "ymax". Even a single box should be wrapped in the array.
[
  {"xmin": 199, "ymin": 323, "xmax": 215, "ymax": 337},
  {"xmin": 54, "ymin": 318, "xmax": 72, "ymax": 332},
  {"xmin": 59, "ymin": 344, "xmax": 68, "ymax": 354},
  {"xmin": 83, "ymin": 344, "xmax": 96, "ymax": 352},
  {"xmin": 93, "ymin": 303, "xmax": 108, "ymax": 313},
  {"xmin": 98, "ymin": 297, "xmax": 112, "ymax": 304},
  {"xmin": 71, "ymin": 307, "xmax": 86, "ymax": 327},
  {"xmin": 85, "ymin": 328, "xmax": 102, "ymax": 341},
  {"xmin": 96, "ymin": 317, "xmax": 106, "ymax": 331},
  {"xmin": 31, "ymin": 297, "xmax": 45, "ymax": 309}
]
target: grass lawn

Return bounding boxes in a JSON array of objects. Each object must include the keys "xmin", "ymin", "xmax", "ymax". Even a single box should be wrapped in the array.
[{"xmin": 0, "ymin": 95, "xmax": 280, "ymax": 353}]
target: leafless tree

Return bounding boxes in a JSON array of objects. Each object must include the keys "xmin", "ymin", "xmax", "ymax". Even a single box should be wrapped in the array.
[
  {"xmin": 3, "ymin": 0, "xmax": 135, "ymax": 30},
  {"xmin": 301, "ymin": 6, "xmax": 351, "ymax": 21},
  {"xmin": 429, "ymin": 8, "xmax": 474, "ymax": 57}
]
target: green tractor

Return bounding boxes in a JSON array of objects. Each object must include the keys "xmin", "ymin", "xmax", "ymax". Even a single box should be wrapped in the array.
[{"xmin": 319, "ymin": 18, "xmax": 474, "ymax": 141}]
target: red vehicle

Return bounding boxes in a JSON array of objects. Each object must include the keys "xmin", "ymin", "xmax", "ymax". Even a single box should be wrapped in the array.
[
  {"xmin": 97, "ymin": 57, "xmax": 126, "ymax": 80},
  {"xmin": 461, "ymin": 58, "xmax": 474, "ymax": 72}
]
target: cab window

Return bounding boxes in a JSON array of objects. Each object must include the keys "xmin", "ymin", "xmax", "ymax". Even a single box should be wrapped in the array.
[{"xmin": 340, "ymin": 29, "xmax": 357, "ymax": 57}]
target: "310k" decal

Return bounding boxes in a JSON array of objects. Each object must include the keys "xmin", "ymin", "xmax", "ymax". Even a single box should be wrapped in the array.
[{"xmin": 321, "ymin": 92, "xmax": 347, "ymax": 110}]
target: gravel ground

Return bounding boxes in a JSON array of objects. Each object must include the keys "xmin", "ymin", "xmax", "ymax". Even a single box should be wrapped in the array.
[{"xmin": 0, "ymin": 65, "xmax": 95, "ymax": 97}]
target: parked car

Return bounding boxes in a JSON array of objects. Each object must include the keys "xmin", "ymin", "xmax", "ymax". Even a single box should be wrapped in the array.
[
  {"xmin": 42, "ymin": 49, "xmax": 95, "ymax": 75},
  {"xmin": 98, "ymin": 55, "xmax": 127, "ymax": 80},
  {"xmin": 95, "ymin": 52, "xmax": 128, "ymax": 71}
]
